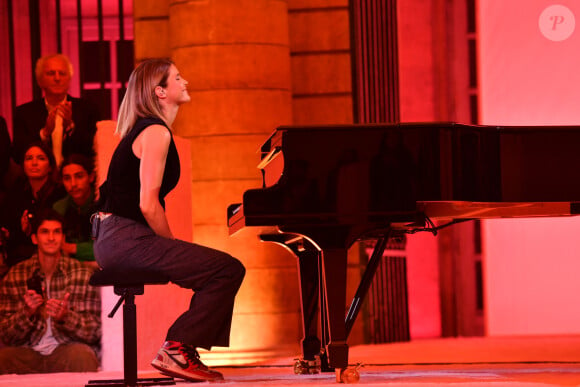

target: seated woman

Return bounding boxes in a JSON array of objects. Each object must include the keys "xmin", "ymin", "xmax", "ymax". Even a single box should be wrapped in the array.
[
  {"xmin": 53, "ymin": 154, "xmax": 98, "ymax": 269},
  {"xmin": 0, "ymin": 141, "xmax": 66, "ymax": 268}
]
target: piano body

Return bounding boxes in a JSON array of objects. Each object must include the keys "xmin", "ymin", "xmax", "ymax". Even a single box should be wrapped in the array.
[{"xmin": 227, "ymin": 122, "xmax": 580, "ymax": 381}]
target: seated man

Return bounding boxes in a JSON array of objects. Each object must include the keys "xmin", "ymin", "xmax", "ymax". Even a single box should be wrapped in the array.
[
  {"xmin": 0, "ymin": 208, "xmax": 101, "ymax": 374},
  {"xmin": 53, "ymin": 154, "xmax": 98, "ymax": 268},
  {"xmin": 12, "ymin": 53, "xmax": 100, "ymax": 167}
]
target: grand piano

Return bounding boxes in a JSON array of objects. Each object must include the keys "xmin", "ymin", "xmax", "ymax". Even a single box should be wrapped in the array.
[{"xmin": 227, "ymin": 122, "xmax": 580, "ymax": 382}]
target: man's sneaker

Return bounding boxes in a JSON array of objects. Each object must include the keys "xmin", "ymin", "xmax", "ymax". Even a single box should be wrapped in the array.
[{"xmin": 151, "ymin": 341, "xmax": 224, "ymax": 382}]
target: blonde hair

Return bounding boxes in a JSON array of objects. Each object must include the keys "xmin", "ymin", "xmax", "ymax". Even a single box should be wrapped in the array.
[
  {"xmin": 35, "ymin": 53, "xmax": 73, "ymax": 82},
  {"xmin": 116, "ymin": 58, "xmax": 173, "ymax": 138}
]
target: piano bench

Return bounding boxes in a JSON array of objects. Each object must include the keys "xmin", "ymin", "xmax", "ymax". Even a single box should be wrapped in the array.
[{"xmin": 86, "ymin": 269, "xmax": 175, "ymax": 387}]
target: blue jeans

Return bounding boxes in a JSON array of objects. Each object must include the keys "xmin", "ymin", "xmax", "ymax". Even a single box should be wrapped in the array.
[{"xmin": 93, "ymin": 214, "xmax": 245, "ymax": 349}]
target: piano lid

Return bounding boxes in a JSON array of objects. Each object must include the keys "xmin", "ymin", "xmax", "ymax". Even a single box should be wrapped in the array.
[{"xmin": 229, "ymin": 122, "xmax": 580, "ymax": 237}]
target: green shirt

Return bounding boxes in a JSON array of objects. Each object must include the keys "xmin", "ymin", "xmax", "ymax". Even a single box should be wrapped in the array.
[{"xmin": 53, "ymin": 191, "xmax": 97, "ymax": 262}]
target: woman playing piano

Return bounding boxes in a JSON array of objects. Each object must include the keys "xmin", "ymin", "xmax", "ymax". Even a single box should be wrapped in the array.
[{"xmin": 93, "ymin": 58, "xmax": 245, "ymax": 382}]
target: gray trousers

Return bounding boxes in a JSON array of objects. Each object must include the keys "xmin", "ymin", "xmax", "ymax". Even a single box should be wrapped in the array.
[{"xmin": 93, "ymin": 215, "xmax": 245, "ymax": 350}]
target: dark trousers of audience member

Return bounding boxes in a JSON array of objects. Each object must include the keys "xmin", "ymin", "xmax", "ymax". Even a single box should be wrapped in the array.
[
  {"xmin": 93, "ymin": 214, "xmax": 246, "ymax": 349},
  {"xmin": 0, "ymin": 343, "xmax": 99, "ymax": 374}
]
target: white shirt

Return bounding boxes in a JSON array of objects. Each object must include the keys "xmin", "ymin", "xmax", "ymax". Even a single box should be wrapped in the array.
[{"xmin": 31, "ymin": 276, "xmax": 60, "ymax": 356}]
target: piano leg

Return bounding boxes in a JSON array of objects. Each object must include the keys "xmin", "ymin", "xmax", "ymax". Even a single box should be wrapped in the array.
[
  {"xmin": 345, "ymin": 234, "xmax": 390, "ymax": 335},
  {"xmin": 259, "ymin": 233, "xmax": 324, "ymax": 373},
  {"xmin": 318, "ymin": 234, "xmax": 392, "ymax": 382},
  {"xmin": 296, "ymin": 248, "xmax": 322, "ymax": 364},
  {"xmin": 261, "ymin": 231, "xmax": 371, "ymax": 381},
  {"xmin": 317, "ymin": 248, "xmax": 332, "ymax": 372},
  {"xmin": 319, "ymin": 247, "xmax": 349, "ymax": 375}
]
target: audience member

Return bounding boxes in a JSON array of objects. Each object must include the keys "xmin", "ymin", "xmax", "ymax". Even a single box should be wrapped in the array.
[
  {"xmin": 12, "ymin": 53, "xmax": 100, "ymax": 167},
  {"xmin": 0, "ymin": 208, "xmax": 101, "ymax": 374},
  {"xmin": 0, "ymin": 116, "xmax": 11, "ymax": 276},
  {"xmin": 53, "ymin": 154, "xmax": 98, "ymax": 268},
  {"xmin": 0, "ymin": 142, "xmax": 66, "ymax": 268}
]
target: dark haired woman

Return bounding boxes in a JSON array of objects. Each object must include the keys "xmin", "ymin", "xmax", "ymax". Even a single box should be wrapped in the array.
[{"xmin": 0, "ymin": 142, "xmax": 66, "ymax": 268}]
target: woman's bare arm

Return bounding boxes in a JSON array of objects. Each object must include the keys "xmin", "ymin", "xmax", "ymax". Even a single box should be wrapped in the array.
[{"xmin": 133, "ymin": 124, "xmax": 174, "ymax": 239}]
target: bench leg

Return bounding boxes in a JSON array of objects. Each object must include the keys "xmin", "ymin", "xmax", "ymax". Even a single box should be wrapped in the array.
[
  {"xmin": 86, "ymin": 291, "xmax": 175, "ymax": 387},
  {"xmin": 125, "ymin": 293, "xmax": 137, "ymax": 385}
]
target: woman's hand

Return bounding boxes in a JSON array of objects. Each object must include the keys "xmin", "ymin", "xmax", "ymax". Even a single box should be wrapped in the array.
[{"xmin": 20, "ymin": 210, "xmax": 32, "ymax": 235}]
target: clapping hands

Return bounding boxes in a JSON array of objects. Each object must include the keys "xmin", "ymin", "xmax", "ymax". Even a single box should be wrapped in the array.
[
  {"xmin": 46, "ymin": 292, "xmax": 70, "ymax": 321},
  {"xmin": 42, "ymin": 101, "xmax": 73, "ymax": 138},
  {"xmin": 24, "ymin": 289, "xmax": 71, "ymax": 322}
]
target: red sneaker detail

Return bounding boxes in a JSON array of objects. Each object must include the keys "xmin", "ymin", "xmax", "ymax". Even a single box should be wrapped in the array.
[{"xmin": 151, "ymin": 341, "xmax": 224, "ymax": 382}]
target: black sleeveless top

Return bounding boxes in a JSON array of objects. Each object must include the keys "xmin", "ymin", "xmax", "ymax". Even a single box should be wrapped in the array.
[{"xmin": 98, "ymin": 116, "xmax": 180, "ymax": 226}]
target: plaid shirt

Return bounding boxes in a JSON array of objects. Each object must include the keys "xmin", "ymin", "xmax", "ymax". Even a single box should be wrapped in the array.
[{"xmin": 0, "ymin": 254, "xmax": 101, "ymax": 353}]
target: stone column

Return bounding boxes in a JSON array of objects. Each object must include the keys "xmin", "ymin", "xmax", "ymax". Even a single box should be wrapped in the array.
[
  {"xmin": 133, "ymin": 2, "xmax": 171, "ymax": 59},
  {"xmin": 134, "ymin": 0, "xmax": 300, "ymax": 363}
]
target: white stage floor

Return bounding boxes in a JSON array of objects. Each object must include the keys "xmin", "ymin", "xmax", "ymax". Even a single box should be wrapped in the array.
[{"xmin": 1, "ymin": 335, "xmax": 580, "ymax": 386}]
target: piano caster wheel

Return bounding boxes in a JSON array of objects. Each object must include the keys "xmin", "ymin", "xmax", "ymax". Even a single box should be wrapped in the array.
[
  {"xmin": 335, "ymin": 363, "xmax": 363, "ymax": 383},
  {"xmin": 293, "ymin": 358, "xmax": 320, "ymax": 374}
]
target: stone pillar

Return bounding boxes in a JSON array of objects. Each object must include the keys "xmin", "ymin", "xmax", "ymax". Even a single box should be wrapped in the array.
[
  {"xmin": 169, "ymin": 0, "xmax": 298, "ymax": 362},
  {"xmin": 133, "ymin": 2, "xmax": 171, "ymax": 59},
  {"xmin": 133, "ymin": 0, "xmax": 300, "ymax": 364}
]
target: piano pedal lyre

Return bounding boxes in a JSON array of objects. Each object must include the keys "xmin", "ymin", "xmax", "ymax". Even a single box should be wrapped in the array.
[
  {"xmin": 336, "ymin": 363, "xmax": 364, "ymax": 384},
  {"xmin": 293, "ymin": 356, "xmax": 321, "ymax": 374}
]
